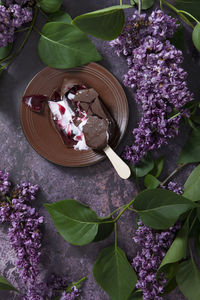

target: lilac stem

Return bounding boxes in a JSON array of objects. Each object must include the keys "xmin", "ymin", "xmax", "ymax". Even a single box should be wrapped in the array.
[
  {"xmin": 160, "ymin": 163, "xmax": 188, "ymax": 186},
  {"xmin": 138, "ymin": 0, "xmax": 141, "ymax": 15}
]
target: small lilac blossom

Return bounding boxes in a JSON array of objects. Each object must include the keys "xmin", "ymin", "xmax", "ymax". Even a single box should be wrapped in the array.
[
  {"xmin": 60, "ymin": 286, "xmax": 80, "ymax": 300},
  {"xmin": 167, "ymin": 181, "xmax": 184, "ymax": 195},
  {"xmin": 0, "ymin": 170, "xmax": 11, "ymax": 198},
  {"xmin": 132, "ymin": 183, "xmax": 183, "ymax": 299}
]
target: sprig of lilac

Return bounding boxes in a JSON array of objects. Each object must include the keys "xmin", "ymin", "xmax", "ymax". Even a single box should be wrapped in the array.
[
  {"xmin": 0, "ymin": 179, "xmax": 43, "ymax": 287},
  {"xmin": 9, "ymin": 182, "xmax": 43, "ymax": 285},
  {"xmin": 59, "ymin": 286, "xmax": 80, "ymax": 300},
  {"xmin": 110, "ymin": 9, "xmax": 193, "ymax": 164},
  {"xmin": 0, "ymin": 170, "xmax": 84, "ymax": 299},
  {"xmin": 132, "ymin": 182, "xmax": 183, "ymax": 300}
]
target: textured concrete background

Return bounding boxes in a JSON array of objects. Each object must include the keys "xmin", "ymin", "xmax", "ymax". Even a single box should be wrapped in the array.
[{"xmin": 0, "ymin": 0, "xmax": 200, "ymax": 299}]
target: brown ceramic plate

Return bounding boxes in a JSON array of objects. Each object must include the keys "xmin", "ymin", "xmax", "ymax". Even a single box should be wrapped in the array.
[{"xmin": 20, "ymin": 63, "xmax": 129, "ymax": 167}]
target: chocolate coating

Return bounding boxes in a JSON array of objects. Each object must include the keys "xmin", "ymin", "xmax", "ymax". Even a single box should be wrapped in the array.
[
  {"xmin": 83, "ymin": 116, "xmax": 108, "ymax": 150},
  {"xmin": 72, "ymin": 87, "xmax": 117, "ymax": 147},
  {"xmin": 74, "ymin": 88, "xmax": 98, "ymax": 103}
]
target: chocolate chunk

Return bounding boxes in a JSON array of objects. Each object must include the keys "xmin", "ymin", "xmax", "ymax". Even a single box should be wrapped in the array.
[
  {"xmin": 83, "ymin": 116, "xmax": 108, "ymax": 150},
  {"xmin": 74, "ymin": 88, "xmax": 98, "ymax": 103},
  {"xmin": 87, "ymin": 107, "xmax": 93, "ymax": 116},
  {"xmin": 79, "ymin": 102, "xmax": 90, "ymax": 112},
  {"xmin": 90, "ymin": 97, "xmax": 108, "ymax": 120}
]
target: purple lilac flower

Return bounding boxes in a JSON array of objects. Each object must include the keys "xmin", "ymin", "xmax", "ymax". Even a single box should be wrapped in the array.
[
  {"xmin": 21, "ymin": 274, "xmax": 80, "ymax": 300},
  {"xmin": 110, "ymin": 9, "xmax": 193, "ymax": 164},
  {"xmin": 0, "ymin": 178, "xmax": 43, "ymax": 287},
  {"xmin": 132, "ymin": 183, "xmax": 183, "ymax": 299},
  {"xmin": 167, "ymin": 181, "xmax": 184, "ymax": 194},
  {"xmin": 8, "ymin": 182, "xmax": 43, "ymax": 285},
  {"xmin": 60, "ymin": 286, "xmax": 80, "ymax": 300},
  {"xmin": 0, "ymin": 172, "xmax": 81, "ymax": 299},
  {"xmin": 0, "ymin": 201, "xmax": 11, "ymax": 222},
  {"xmin": 0, "ymin": 170, "xmax": 11, "ymax": 198},
  {"xmin": 0, "ymin": 1, "xmax": 32, "ymax": 48}
]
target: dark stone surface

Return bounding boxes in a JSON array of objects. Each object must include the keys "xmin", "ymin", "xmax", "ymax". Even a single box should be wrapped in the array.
[{"xmin": 0, "ymin": 0, "xmax": 199, "ymax": 299}]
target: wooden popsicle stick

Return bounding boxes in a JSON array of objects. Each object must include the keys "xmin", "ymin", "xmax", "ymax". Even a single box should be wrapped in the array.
[{"xmin": 103, "ymin": 145, "xmax": 131, "ymax": 179}]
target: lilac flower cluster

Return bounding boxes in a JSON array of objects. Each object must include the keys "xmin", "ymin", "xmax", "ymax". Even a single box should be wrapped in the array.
[
  {"xmin": 0, "ymin": 0, "xmax": 32, "ymax": 48},
  {"xmin": 8, "ymin": 182, "xmax": 43, "ymax": 285},
  {"xmin": 0, "ymin": 179, "xmax": 43, "ymax": 287},
  {"xmin": 0, "ymin": 171, "xmax": 82, "ymax": 299},
  {"xmin": 132, "ymin": 182, "xmax": 183, "ymax": 299},
  {"xmin": 110, "ymin": 9, "xmax": 193, "ymax": 164}
]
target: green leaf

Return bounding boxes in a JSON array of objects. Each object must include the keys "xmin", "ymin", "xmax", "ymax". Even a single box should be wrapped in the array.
[
  {"xmin": 197, "ymin": 207, "xmax": 200, "ymax": 223},
  {"xmin": 0, "ymin": 65, "xmax": 5, "ymax": 75},
  {"xmin": 170, "ymin": 24, "xmax": 185, "ymax": 51},
  {"xmin": 133, "ymin": 0, "xmax": 155, "ymax": 10},
  {"xmin": 176, "ymin": 258, "xmax": 200, "ymax": 300},
  {"xmin": 130, "ymin": 153, "xmax": 154, "ymax": 177},
  {"xmin": 178, "ymin": 128, "xmax": 200, "ymax": 163},
  {"xmin": 189, "ymin": 211, "xmax": 200, "ymax": 237},
  {"xmin": 0, "ymin": 43, "xmax": 12, "ymax": 60},
  {"xmin": 183, "ymin": 165, "xmax": 200, "ymax": 201},
  {"xmin": 195, "ymin": 233, "xmax": 200, "ymax": 257},
  {"xmin": 45, "ymin": 199, "xmax": 106, "ymax": 246},
  {"xmin": 73, "ymin": 5, "xmax": 131, "ymax": 40},
  {"xmin": 0, "ymin": 275, "xmax": 19, "ymax": 292},
  {"xmin": 191, "ymin": 115, "xmax": 200, "ymax": 125},
  {"xmin": 193, "ymin": 23, "xmax": 200, "ymax": 52},
  {"xmin": 158, "ymin": 217, "xmax": 189, "ymax": 275},
  {"xmin": 150, "ymin": 156, "xmax": 165, "ymax": 178},
  {"xmin": 163, "ymin": 265, "xmax": 178, "ymax": 295},
  {"xmin": 144, "ymin": 174, "xmax": 160, "ymax": 189},
  {"xmin": 93, "ymin": 221, "xmax": 114, "ymax": 242},
  {"xmin": 175, "ymin": 0, "xmax": 200, "ymax": 20},
  {"xmin": 93, "ymin": 245, "xmax": 137, "ymax": 300},
  {"xmin": 132, "ymin": 189, "xmax": 195, "ymax": 229},
  {"xmin": 37, "ymin": 0, "xmax": 62, "ymax": 13},
  {"xmin": 38, "ymin": 22, "xmax": 102, "ymax": 69},
  {"xmin": 48, "ymin": 11, "xmax": 72, "ymax": 24},
  {"xmin": 127, "ymin": 290, "xmax": 143, "ymax": 300}
]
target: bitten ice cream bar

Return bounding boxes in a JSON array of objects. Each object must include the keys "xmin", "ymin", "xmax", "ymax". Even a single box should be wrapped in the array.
[{"xmin": 23, "ymin": 78, "xmax": 117, "ymax": 151}]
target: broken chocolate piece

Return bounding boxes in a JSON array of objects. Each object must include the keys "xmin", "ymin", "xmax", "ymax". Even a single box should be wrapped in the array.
[
  {"xmin": 83, "ymin": 116, "xmax": 108, "ymax": 150},
  {"xmin": 74, "ymin": 88, "xmax": 98, "ymax": 103},
  {"xmin": 73, "ymin": 87, "xmax": 117, "ymax": 145}
]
